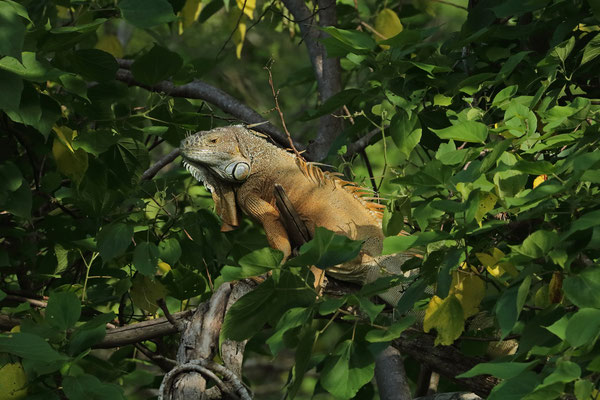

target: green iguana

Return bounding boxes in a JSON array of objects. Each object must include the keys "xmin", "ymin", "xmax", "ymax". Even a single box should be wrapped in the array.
[{"xmin": 180, "ymin": 125, "xmax": 413, "ymax": 304}]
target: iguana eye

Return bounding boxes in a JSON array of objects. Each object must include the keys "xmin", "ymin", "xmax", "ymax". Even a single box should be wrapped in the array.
[
  {"xmin": 226, "ymin": 162, "xmax": 250, "ymax": 181},
  {"xmin": 209, "ymin": 138, "xmax": 219, "ymax": 144}
]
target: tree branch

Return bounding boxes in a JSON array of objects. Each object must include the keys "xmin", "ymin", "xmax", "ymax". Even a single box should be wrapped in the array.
[
  {"xmin": 280, "ymin": 0, "xmax": 342, "ymax": 160},
  {"xmin": 114, "ymin": 67, "xmax": 301, "ymax": 151}
]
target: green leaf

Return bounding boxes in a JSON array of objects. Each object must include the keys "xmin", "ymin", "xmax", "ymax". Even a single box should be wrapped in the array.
[
  {"xmin": 574, "ymin": 379, "xmax": 594, "ymax": 400},
  {"xmin": 487, "ymin": 371, "xmax": 540, "ymax": 400},
  {"xmin": 131, "ymin": 45, "xmax": 183, "ymax": 85},
  {"xmin": 494, "ymin": 276, "xmax": 531, "ymax": 338},
  {"xmin": 382, "ymin": 231, "xmax": 448, "ymax": 254},
  {"xmin": 431, "ymin": 121, "xmax": 488, "ymax": 143},
  {"xmin": 365, "ymin": 316, "xmax": 415, "ymax": 342},
  {"xmin": 458, "ymin": 361, "xmax": 537, "ymax": 379},
  {"xmin": 130, "ymin": 275, "xmax": 167, "ymax": 313},
  {"xmin": 68, "ymin": 313, "xmax": 115, "ymax": 355},
  {"xmin": 562, "ymin": 210, "xmax": 600, "ymax": 239},
  {"xmin": 158, "ymin": 238, "xmax": 181, "ymax": 265},
  {"xmin": 355, "ymin": 296, "xmax": 385, "ymax": 324},
  {"xmin": 565, "ymin": 308, "xmax": 600, "ymax": 348},
  {"xmin": 0, "ymin": 69, "xmax": 23, "ymax": 112},
  {"xmin": 321, "ymin": 27, "xmax": 377, "ymax": 53},
  {"xmin": 62, "ymin": 374, "xmax": 125, "ymax": 400},
  {"xmin": 389, "ymin": 110, "xmax": 420, "ymax": 157},
  {"xmin": 68, "ymin": 49, "xmax": 118, "ymax": 82},
  {"xmin": 46, "ymin": 292, "xmax": 81, "ymax": 330},
  {"xmin": 287, "ymin": 227, "xmax": 363, "ymax": 269},
  {"xmin": 493, "ymin": 85, "xmax": 518, "ymax": 108},
  {"xmin": 563, "ymin": 267, "xmax": 600, "ymax": 308},
  {"xmin": 222, "ymin": 272, "xmax": 315, "ymax": 341},
  {"xmin": 288, "ymin": 326, "xmax": 317, "ymax": 398},
  {"xmin": 3, "ymin": 181, "xmax": 32, "ymax": 219},
  {"xmin": 119, "ymin": 0, "xmax": 177, "ymax": 28},
  {"xmin": 72, "ymin": 130, "xmax": 120, "ymax": 156},
  {"xmin": 133, "ymin": 242, "xmax": 159, "ymax": 276},
  {"xmin": 304, "ymin": 89, "xmax": 361, "ymax": 120},
  {"xmin": 320, "ymin": 340, "xmax": 375, "ymax": 399},
  {"xmin": 97, "ymin": 223, "xmax": 133, "ymax": 261},
  {"xmin": 551, "ymin": 36, "xmax": 575, "ymax": 64},
  {"xmin": 0, "ymin": 52, "xmax": 61, "ymax": 82},
  {"xmin": 510, "ymin": 230, "xmax": 558, "ymax": 259},
  {"xmin": 540, "ymin": 360, "xmax": 581, "ymax": 387},
  {"xmin": 0, "ymin": 333, "xmax": 66, "ymax": 362},
  {"xmin": 266, "ymin": 307, "xmax": 312, "ymax": 355},
  {"xmin": 581, "ymin": 32, "xmax": 600, "ymax": 65},
  {"xmin": 0, "ymin": 162, "xmax": 23, "ymax": 193},
  {"xmin": 0, "ymin": 2, "xmax": 25, "ymax": 59},
  {"xmin": 161, "ymin": 266, "xmax": 206, "ymax": 300}
]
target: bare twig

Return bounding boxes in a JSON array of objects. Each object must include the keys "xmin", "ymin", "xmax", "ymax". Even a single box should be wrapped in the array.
[
  {"xmin": 157, "ymin": 298, "xmax": 185, "ymax": 331},
  {"xmin": 264, "ymin": 60, "xmax": 303, "ymax": 158},
  {"xmin": 141, "ymin": 149, "xmax": 180, "ymax": 181}
]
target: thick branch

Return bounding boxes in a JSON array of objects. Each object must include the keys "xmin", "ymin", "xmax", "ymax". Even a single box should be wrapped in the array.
[
  {"xmin": 375, "ymin": 346, "xmax": 412, "ymax": 400},
  {"xmin": 394, "ymin": 333, "xmax": 498, "ymax": 398},
  {"xmin": 115, "ymin": 68, "xmax": 301, "ymax": 151}
]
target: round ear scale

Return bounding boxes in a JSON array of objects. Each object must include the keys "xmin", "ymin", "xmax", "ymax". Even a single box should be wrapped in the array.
[{"xmin": 227, "ymin": 162, "xmax": 250, "ymax": 181}]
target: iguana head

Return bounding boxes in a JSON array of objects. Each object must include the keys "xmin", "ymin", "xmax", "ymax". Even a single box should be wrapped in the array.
[{"xmin": 180, "ymin": 126, "xmax": 251, "ymax": 183}]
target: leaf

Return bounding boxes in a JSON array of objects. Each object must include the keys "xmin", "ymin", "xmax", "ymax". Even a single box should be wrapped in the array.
[
  {"xmin": 355, "ymin": 296, "xmax": 385, "ymax": 324},
  {"xmin": 3, "ymin": 182, "xmax": 31, "ymax": 219},
  {"xmin": 68, "ymin": 313, "xmax": 115, "ymax": 355},
  {"xmin": 487, "ymin": 371, "xmax": 540, "ymax": 400},
  {"xmin": 374, "ymin": 8, "xmax": 403, "ymax": 49},
  {"xmin": 118, "ymin": 0, "xmax": 176, "ymax": 28},
  {"xmin": 62, "ymin": 374, "xmax": 125, "ymax": 400},
  {"xmin": 52, "ymin": 126, "xmax": 89, "ymax": 185},
  {"xmin": 565, "ymin": 308, "xmax": 600, "ymax": 348},
  {"xmin": 160, "ymin": 266, "xmax": 206, "ymax": 300},
  {"xmin": 562, "ymin": 267, "xmax": 600, "ymax": 308},
  {"xmin": 129, "ymin": 275, "xmax": 167, "ymax": 313},
  {"xmin": 365, "ymin": 316, "xmax": 415, "ymax": 342},
  {"xmin": 511, "ymin": 230, "xmax": 558, "ymax": 259},
  {"xmin": 131, "ymin": 45, "xmax": 183, "ymax": 85},
  {"xmin": 0, "ymin": 52, "xmax": 61, "ymax": 82},
  {"xmin": 97, "ymin": 223, "xmax": 133, "ymax": 261},
  {"xmin": 494, "ymin": 276, "xmax": 531, "ymax": 338},
  {"xmin": 287, "ymin": 227, "xmax": 363, "ymax": 270},
  {"xmin": 389, "ymin": 110, "xmax": 420, "ymax": 157},
  {"xmin": 0, "ymin": 333, "xmax": 66, "ymax": 362},
  {"xmin": 72, "ymin": 130, "xmax": 119, "ymax": 156},
  {"xmin": 236, "ymin": 0, "xmax": 255, "ymax": 19},
  {"xmin": 231, "ymin": 13, "xmax": 247, "ymax": 59},
  {"xmin": 562, "ymin": 210, "xmax": 600, "ymax": 239},
  {"xmin": 459, "ymin": 361, "xmax": 537, "ymax": 379},
  {"xmin": 133, "ymin": 242, "xmax": 159, "ymax": 276},
  {"xmin": 266, "ymin": 307, "xmax": 312, "ymax": 355},
  {"xmin": 423, "ymin": 295, "xmax": 464, "ymax": 345},
  {"xmin": 533, "ymin": 174, "xmax": 548, "ymax": 188},
  {"xmin": 0, "ymin": 362, "xmax": 27, "ymax": 399},
  {"xmin": 321, "ymin": 26, "xmax": 377, "ymax": 55},
  {"xmin": 0, "ymin": 2, "xmax": 25, "ymax": 59},
  {"xmin": 304, "ymin": 89, "xmax": 361, "ymax": 120},
  {"xmin": 449, "ymin": 269, "xmax": 485, "ymax": 319},
  {"xmin": 382, "ymin": 231, "xmax": 449, "ymax": 254},
  {"xmin": 222, "ymin": 247, "xmax": 281, "ymax": 280},
  {"xmin": 431, "ymin": 121, "xmax": 488, "ymax": 143},
  {"xmin": 0, "ymin": 162, "xmax": 23, "ymax": 193},
  {"xmin": 288, "ymin": 326, "xmax": 317, "ymax": 398},
  {"xmin": 178, "ymin": 0, "xmax": 202, "ymax": 32},
  {"xmin": 582, "ymin": 32, "xmax": 600, "ymax": 65},
  {"xmin": 541, "ymin": 360, "xmax": 581, "ymax": 387},
  {"xmin": 474, "ymin": 192, "xmax": 497, "ymax": 226},
  {"xmin": 320, "ymin": 340, "xmax": 375, "ymax": 399},
  {"xmin": 67, "ymin": 49, "xmax": 118, "ymax": 82},
  {"xmin": 157, "ymin": 238, "xmax": 181, "ymax": 265},
  {"xmin": 95, "ymin": 33, "xmax": 124, "ymax": 58},
  {"xmin": 46, "ymin": 292, "xmax": 81, "ymax": 330},
  {"xmin": 0, "ymin": 69, "xmax": 23, "ymax": 112}
]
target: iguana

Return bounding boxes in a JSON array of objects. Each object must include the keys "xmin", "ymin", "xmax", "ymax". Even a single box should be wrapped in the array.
[
  {"xmin": 180, "ymin": 125, "xmax": 517, "ymax": 355},
  {"xmin": 179, "ymin": 125, "xmax": 412, "ymax": 303}
]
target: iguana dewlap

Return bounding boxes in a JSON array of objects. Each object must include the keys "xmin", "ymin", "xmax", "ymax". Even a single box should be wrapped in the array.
[{"xmin": 180, "ymin": 125, "xmax": 409, "ymax": 301}]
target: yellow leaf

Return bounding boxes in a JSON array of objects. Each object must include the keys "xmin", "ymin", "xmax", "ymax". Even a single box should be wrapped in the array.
[
  {"xmin": 95, "ymin": 34, "xmax": 124, "ymax": 58},
  {"xmin": 9, "ymin": 325, "xmax": 20, "ymax": 333},
  {"xmin": 449, "ymin": 269, "xmax": 485, "ymax": 319},
  {"xmin": 534, "ymin": 285, "xmax": 550, "ymax": 308},
  {"xmin": 178, "ymin": 0, "xmax": 202, "ymax": 34},
  {"xmin": 533, "ymin": 174, "xmax": 548, "ymax": 189},
  {"xmin": 374, "ymin": 8, "xmax": 403, "ymax": 49},
  {"xmin": 236, "ymin": 0, "xmax": 255, "ymax": 19},
  {"xmin": 56, "ymin": 5, "xmax": 70, "ymax": 19},
  {"xmin": 52, "ymin": 126, "xmax": 88, "ymax": 185},
  {"xmin": 423, "ymin": 294, "xmax": 464, "ymax": 345},
  {"xmin": 548, "ymin": 271, "xmax": 563, "ymax": 304},
  {"xmin": 476, "ymin": 248, "xmax": 517, "ymax": 278},
  {"xmin": 0, "ymin": 362, "xmax": 28, "ymax": 399},
  {"xmin": 475, "ymin": 192, "xmax": 497, "ymax": 227},
  {"xmin": 233, "ymin": 17, "xmax": 247, "ymax": 59},
  {"xmin": 158, "ymin": 261, "xmax": 171, "ymax": 274}
]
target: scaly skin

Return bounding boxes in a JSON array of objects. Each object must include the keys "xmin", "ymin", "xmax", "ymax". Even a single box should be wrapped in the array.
[{"xmin": 179, "ymin": 125, "xmax": 403, "ymax": 287}]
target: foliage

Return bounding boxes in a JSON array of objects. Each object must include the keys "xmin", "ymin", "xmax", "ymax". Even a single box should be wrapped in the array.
[{"xmin": 1, "ymin": 0, "xmax": 600, "ymax": 399}]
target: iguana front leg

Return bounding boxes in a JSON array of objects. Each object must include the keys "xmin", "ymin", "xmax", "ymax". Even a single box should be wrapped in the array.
[
  {"xmin": 243, "ymin": 192, "xmax": 326, "ymax": 289},
  {"xmin": 242, "ymin": 194, "xmax": 292, "ymax": 261}
]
